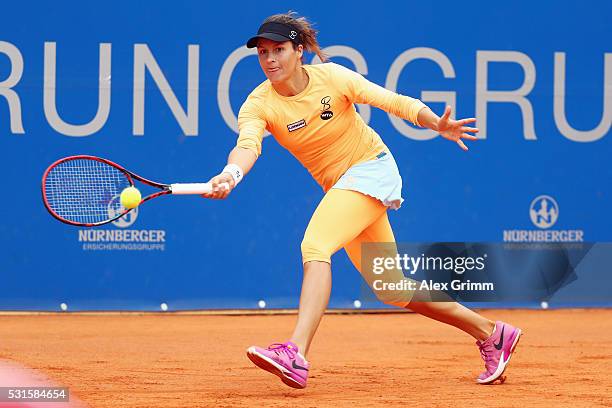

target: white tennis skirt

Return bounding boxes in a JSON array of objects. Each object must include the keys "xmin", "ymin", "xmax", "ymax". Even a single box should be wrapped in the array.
[{"xmin": 331, "ymin": 151, "xmax": 404, "ymax": 210}]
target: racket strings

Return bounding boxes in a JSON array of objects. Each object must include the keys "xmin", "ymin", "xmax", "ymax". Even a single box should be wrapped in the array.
[{"xmin": 45, "ymin": 159, "xmax": 131, "ymax": 224}]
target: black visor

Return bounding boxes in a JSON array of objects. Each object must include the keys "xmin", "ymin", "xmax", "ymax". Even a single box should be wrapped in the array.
[{"xmin": 246, "ymin": 22, "xmax": 301, "ymax": 48}]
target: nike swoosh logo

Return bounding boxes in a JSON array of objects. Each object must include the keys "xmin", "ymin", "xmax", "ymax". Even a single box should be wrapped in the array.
[
  {"xmin": 292, "ymin": 360, "xmax": 309, "ymax": 371},
  {"xmin": 494, "ymin": 326, "xmax": 505, "ymax": 350}
]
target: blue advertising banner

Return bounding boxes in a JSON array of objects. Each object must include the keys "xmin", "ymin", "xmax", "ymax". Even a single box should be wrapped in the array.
[{"xmin": 1, "ymin": 1, "xmax": 610, "ymax": 310}]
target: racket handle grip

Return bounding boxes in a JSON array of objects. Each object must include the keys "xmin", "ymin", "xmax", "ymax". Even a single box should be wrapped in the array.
[{"xmin": 170, "ymin": 182, "xmax": 230, "ymax": 194}]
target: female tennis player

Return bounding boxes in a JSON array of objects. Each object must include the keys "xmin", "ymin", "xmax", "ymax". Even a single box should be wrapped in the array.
[{"xmin": 204, "ymin": 12, "xmax": 522, "ymax": 388}]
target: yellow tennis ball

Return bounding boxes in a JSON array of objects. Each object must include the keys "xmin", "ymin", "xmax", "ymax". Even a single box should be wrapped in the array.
[{"xmin": 120, "ymin": 186, "xmax": 141, "ymax": 209}]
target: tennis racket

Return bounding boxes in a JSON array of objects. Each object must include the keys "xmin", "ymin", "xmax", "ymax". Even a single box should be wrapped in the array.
[{"xmin": 42, "ymin": 155, "xmax": 228, "ymax": 227}]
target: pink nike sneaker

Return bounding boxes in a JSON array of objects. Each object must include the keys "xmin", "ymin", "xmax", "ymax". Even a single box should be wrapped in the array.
[
  {"xmin": 246, "ymin": 341, "xmax": 310, "ymax": 389},
  {"xmin": 476, "ymin": 321, "xmax": 522, "ymax": 384}
]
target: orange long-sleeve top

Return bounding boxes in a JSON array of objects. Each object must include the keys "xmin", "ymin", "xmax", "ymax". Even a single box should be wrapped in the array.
[{"xmin": 236, "ymin": 62, "xmax": 426, "ymax": 192}]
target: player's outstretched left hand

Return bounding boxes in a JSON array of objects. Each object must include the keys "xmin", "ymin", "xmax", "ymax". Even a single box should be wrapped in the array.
[{"xmin": 437, "ymin": 106, "xmax": 479, "ymax": 151}]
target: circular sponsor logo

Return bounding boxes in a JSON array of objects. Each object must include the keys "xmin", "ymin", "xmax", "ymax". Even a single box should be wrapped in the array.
[
  {"xmin": 107, "ymin": 194, "xmax": 138, "ymax": 228},
  {"xmin": 320, "ymin": 111, "xmax": 333, "ymax": 120},
  {"xmin": 529, "ymin": 195, "xmax": 558, "ymax": 229}
]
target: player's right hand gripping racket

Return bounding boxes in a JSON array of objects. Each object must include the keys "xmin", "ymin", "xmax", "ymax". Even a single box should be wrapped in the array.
[{"xmin": 42, "ymin": 155, "xmax": 228, "ymax": 227}]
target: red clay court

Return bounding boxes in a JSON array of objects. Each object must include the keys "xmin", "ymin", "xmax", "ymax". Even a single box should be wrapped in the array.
[{"xmin": 1, "ymin": 309, "xmax": 610, "ymax": 407}]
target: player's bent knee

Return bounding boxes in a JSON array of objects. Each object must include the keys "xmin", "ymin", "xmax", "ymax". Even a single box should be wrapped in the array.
[
  {"xmin": 301, "ymin": 237, "xmax": 332, "ymax": 264},
  {"xmin": 373, "ymin": 290, "xmax": 412, "ymax": 309}
]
